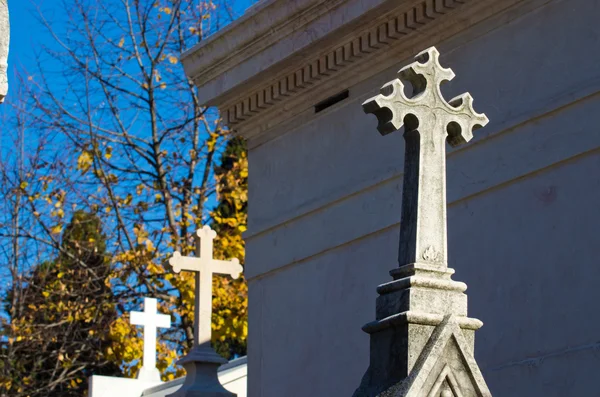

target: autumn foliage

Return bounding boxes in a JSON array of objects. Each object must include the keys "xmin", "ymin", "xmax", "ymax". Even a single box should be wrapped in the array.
[{"xmin": 0, "ymin": 0, "xmax": 250, "ymax": 396}]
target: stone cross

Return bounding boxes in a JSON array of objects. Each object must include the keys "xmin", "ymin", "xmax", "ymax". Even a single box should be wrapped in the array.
[
  {"xmin": 0, "ymin": 0, "xmax": 9, "ymax": 103},
  {"xmin": 169, "ymin": 225, "xmax": 242, "ymax": 349},
  {"xmin": 166, "ymin": 226, "xmax": 242, "ymax": 397},
  {"xmin": 363, "ymin": 46, "xmax": 488, "ymax": 268},
  {"xmin": 354, "ymin": 46, "xmax": 492, "ymax": 397},
  {"xmin": 130, "ymin": 297, "xmax": 171, "ymax": 382}
]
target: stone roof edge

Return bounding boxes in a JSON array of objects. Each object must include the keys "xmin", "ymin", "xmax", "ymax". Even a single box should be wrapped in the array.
[
  {"xmin": 181, "ymin": 0, "xmax": 401, "ymax": 105},
  {"xmin": 182, "ymin": 0, "xmax": 524, "ymax": 143},
  {"xmin": 180, "ymin": 0, "xmax": 352, "ymax": 93},
  {"xmin": 140, "ymin": 356, "xmax": 248, "ymax": 396}
]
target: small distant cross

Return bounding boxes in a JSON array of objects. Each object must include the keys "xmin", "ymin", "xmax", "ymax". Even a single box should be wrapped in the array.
[
  {"xmin": 169, "ymin": 226, "xmax": 243, "ymax": 349},
  {"xmin": 363, "ymin": 47, "xmax": 488, "ymax": 268},
  {"xmin": 130, "ymin": 297, "xmax": 171, "ymax": 382}
]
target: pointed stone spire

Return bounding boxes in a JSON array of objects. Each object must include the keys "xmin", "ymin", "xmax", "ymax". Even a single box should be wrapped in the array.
[
  {"xmin": 166, "ymin": 226, "xmax": 243, "ymax": 397},
  {"xmin": 353, "ymin": 47, "xmax": 492, "ymax": 397}
]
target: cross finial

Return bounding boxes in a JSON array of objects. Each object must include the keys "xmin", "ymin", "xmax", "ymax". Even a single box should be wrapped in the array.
[
  {"xmin": 130, "ymin": 297, "xmax": 171, "ymax": 382},
  {"xmin": 168, "ymin": 226, "xmax": 243, "ymax": 348},
  {"xmin": 363, "ymin": 47, "xmax": 488, "ymax": 139},
  {"xmin": 363, "ymin": 47, "xmax": 488, "ymax": 268}
]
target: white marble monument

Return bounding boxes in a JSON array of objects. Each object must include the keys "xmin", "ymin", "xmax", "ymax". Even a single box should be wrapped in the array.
[
  {"xmin": 166, "ymin": 225, "xmax": 243, "ymax": 397},
  {"xmin": 353, "ymin": 46, "xmax": 491, "ymax": 397},
  {"xmin": 181, "ymin": 0, "xmax": 600, "ymax": 395},
  {"xmin": 131, "ymin": 297, "xmax": 172, "ymax": 382},
  {"xmin": 0, "ymin": 0, "xmax": 9, "ymax": 103},
  {"xmin": 89, "ymin": 297, "xmax": 171, "ymax": 397},
  {"xmin": 89, "ymin": 227, "xmax": 247, "ymax": 397}
]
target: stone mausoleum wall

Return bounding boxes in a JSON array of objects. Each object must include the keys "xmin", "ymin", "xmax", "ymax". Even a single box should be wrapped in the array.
[{"xmin": 182, "ymin": 0, "xmax": 600, "ymax": 395}]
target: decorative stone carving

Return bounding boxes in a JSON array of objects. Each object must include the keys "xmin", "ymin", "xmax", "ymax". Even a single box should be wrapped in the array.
[
  {"xmin": 353, "ymin": 47, "xmax": 491, "ymax": 397},
  {"xmin": 0, "ymin": 0, "xmax": 9, "ymax": 103},
  {"xmin": 364, "ymin": 46, "xmax": 488, "ymax": 269},
  {"xmin": 130, "ymin": 297, "xmax": 172, "ymax": 382},
  {"xmin": 166, "ymin": 226, "xmax": 243, "ymax": 397},
  {"xmin": 378, "ymin": 316, "xmax": 491, "ymax": 397},
  {"xmin": 221, "ymin": 1, "xmax": 475, "ymax": 129}
]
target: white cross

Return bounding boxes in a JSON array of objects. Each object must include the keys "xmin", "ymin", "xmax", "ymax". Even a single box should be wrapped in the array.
[
  {"xmin": 363, "ymin": 47, "xmax": 488, "ymax": 268},
  {"xmin": 168, "ymin": 225, "xmax": 243, "ymax": 349},
  {"xmin": 130, "ymin": 297, "xmax": 171, "ymax": 382}
]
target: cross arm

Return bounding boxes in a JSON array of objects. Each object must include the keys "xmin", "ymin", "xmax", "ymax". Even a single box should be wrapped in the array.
[
  {"xmin": 212, "ymin": 258, "xmax": 243, "ymax": 279},
  {"xmin": 168, "ymin": 251, "xmax": 197, "ymax": 273},
  {"xmin": 362, "ymin": 47, "xmax": 488, "ymax": 145},
  {"xmin": 445, "ymin": 93, "xmax": 489, "ymax": 146},
  {"xmin": 130, "ymin": 311, "xmax": 145, "ymax": 326},
  {"xmin": 155, "ymin": 313, "xmax": 171, "ymax": 329}
]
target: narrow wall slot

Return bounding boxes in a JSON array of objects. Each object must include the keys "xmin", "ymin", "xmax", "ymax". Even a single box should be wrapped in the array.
[{"xmin": 314, "ymin": 90, "xmax": 349, "ymax": 113}]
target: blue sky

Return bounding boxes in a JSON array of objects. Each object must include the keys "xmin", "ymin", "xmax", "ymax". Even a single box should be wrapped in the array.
[
  {"xmin": 5, "ymin": 0, "xmax": 256, "ymax": 102},
  {"xmin": 6, "ymin": 1, "xmax": 61, "ymax": 96}
]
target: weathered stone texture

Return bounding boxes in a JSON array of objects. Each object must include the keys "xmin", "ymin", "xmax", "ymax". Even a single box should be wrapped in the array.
[
  {"xmin": 352, "ymin": 47, "xmax": 490, "ymax": 397},
  {"xmin": 0, "ymin": 0, "xmax": 9, "ymax": 103},
  {"xmin": 182, "ymin": 0, "xmax": 600, "ymax": 395}
]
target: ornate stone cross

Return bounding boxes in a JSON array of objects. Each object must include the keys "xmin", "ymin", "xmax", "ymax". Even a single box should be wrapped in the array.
[
  {"xmin": 130, "ymin": 297, "xmax": 171, "ymax": 382},
  {"xmin": 166, "ymin": 225, "xmax": 242, "ymax": 397},
  {"xmin": 354, "ymin": 47, "xmax": 492, "ymax": 396},
  {"xmin": 363, "ymin": 46, "xmax": 488, "ymax": 269}
]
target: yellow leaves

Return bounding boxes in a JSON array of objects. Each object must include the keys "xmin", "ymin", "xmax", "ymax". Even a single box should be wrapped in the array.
[
  {"xmin": 136, "ymin": 184, "xmax": 145, "ymax": 195},
  {"xmin": 206, "ymin": 132, "xmax": 219, "ymax": 152},
  {"xmin": 77, "ymin": 151, "xmax": 93, "ymax": 172},
  {"xmin": 168, "ymin": 55, "xmax": 178, "ymax": 64},
  {"xmin": 20, "ymin": 181, "xmax": 28, "ymax": 189},
  {"xmin": 118, "ymin": 37, "xmax": 125, "ymax": 48},
  {"xmin": 51, "ymin": 224, "xmax": 63, "ymax": 235},
  {"xmin": 162, "ymin": 7, "xmax": 172, "ymax": 15},
  {"xmin": 145, "ymin": 238, "xmax": 155, "ymax": 252},
  {"xmin": 105, "ymin": 146, "xmax": 113, "ymax": 160}
]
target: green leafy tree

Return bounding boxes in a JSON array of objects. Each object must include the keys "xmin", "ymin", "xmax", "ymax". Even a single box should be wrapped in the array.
[{"xmin": 0, "ymin": 211, "xmax": 118, "ymax": 396}]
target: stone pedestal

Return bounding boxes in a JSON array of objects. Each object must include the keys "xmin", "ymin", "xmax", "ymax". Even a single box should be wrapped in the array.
[
  {"xmin": 167, "ymin": 346, "xmax": 236, "ymax": 397},
  {"xmin": 353, "ymin": 263, "xmax": 490, "ymax": 396}
]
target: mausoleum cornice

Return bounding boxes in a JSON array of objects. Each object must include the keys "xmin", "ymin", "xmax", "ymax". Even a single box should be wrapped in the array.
[{"xmin": 181, "ymin": 0, "xmax": 521, "ymax": 142}]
